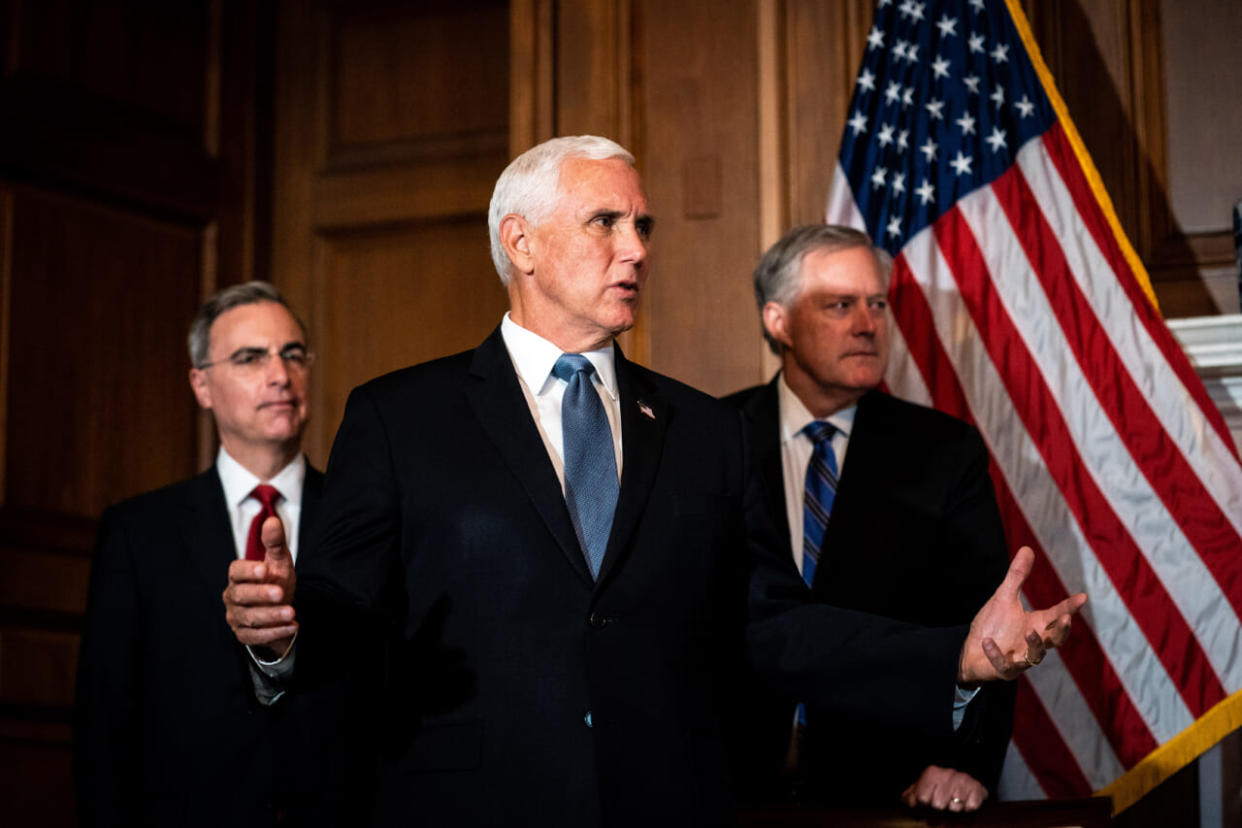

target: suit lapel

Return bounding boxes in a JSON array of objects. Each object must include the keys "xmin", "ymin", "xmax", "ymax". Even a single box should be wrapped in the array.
[
  {"xmin": 595, "ymin": 348, "xmax": 668, "ymax": 589},
  {"xmin": 180, "ymin": 468, "xmax": 239, "ymax": 599},
  {"xmin": 744, "ymin": 376, "xmax": 792, "ymax": 554},
  {"xmin": 298, "ymin": 463, "xmax": 324, "ymax": 553},
  {"xmin": 463, "ymin": 328, "xmax": 594, "ymax": 586}
]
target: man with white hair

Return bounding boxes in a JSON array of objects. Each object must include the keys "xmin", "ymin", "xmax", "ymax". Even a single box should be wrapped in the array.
[{"xmin": 224, "ymin": 138, "xmax": 1083, "ymax": 827}]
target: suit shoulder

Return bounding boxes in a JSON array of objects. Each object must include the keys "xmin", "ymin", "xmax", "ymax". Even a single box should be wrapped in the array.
[
  {"xmin": 864, "ymin": 391, "xmax": 983, "ymax": 443},
  {"xmin": 103, "ymin": 472, "xmax": 211, "ymax": 521},
  {"xmin": 719, "ymin": 383, "xmax": 766, "ymax": 409},
  {"xmin": 629, "ymin": 363, "xmax": 735, "ymax": 416},
  {"xmin": 352, "ymin": 348, "xmax": 475, "ymax": 402}
]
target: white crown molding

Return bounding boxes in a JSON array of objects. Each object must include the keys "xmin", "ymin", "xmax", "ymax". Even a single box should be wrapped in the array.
[{"xmin": 1168, "ymin": 315, "xmax": 1242, "ymax": 450}]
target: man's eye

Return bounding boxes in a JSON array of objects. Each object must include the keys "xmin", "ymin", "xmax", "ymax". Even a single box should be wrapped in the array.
[
  {"xmin": 592, "ymin": 215, "xmax": 615, "ymax": 229},
  {"xmin": 281, "ymin": 347, "xmax": 308, "ymax": 365},
  {"xmin": 232, "ymin": 351, "xmax": 263, "ymax": 366},
  {"xmin": 635, "ymin": 220, "xmax": 653, "ymax": 240}
]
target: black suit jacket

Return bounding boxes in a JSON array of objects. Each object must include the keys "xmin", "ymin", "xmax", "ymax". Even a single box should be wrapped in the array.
[
  {"xmin": 725, "ymin": 379, "xmax": 1014, "ymax": 806},
  {"xmin": 74, "ymin": 463, "xmax": 323, "ymax": 827},
  {"xmin": 291, "ymin": 328, "xmax": 972, "ymax": 827}
]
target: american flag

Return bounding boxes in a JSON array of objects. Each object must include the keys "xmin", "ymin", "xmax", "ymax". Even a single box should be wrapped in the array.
[{"xmin": 826, "ymin": 0, "xmax": 1242, "ymax": 812}]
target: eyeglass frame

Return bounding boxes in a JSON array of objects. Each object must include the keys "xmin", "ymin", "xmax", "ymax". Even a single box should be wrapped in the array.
[{"xmin": 196, "ymin": 343, "xmax": 316, "ymax": 372}]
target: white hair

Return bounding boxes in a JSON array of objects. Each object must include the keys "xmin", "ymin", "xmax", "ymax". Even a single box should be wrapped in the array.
[{"xmin": 487, "ymin": 135, "xmax": 635, "ymax": 284}]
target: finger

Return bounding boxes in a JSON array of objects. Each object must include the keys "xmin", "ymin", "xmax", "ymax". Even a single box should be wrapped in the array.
[
  {"xmin": 929, "ymin": 781, "xmax": 951, "ymax": 810},
  {"xmin": 982, "ymin": 637, "xmax": 1018, "ymax": 680},
  {"xmin": 224, "ymin": 582, "xmax": 289, "ymax": 608},
  {"xmin": 967, "ymin": 785, "xmax": 987, "ymax": 810},
  {"xmin": 231, "ymin": 605, "xmax": 296, "ymax": 629},
  {"xmin": 947, "ymin": 793, "xmax": 965, "ymax": 812},
  {"xmin": 901, "ymin": 784, "xmax": 918, "ymax": 808},
  {"xmin": 261, "ymin": 515, "xmax": 290, "ymax": 563},
  {"xmin": 994, "ymin": 545, "xmax": 1034, "ymax": 603},
  {"xmin": 233, "ymin": 623, "xmax": 298, "ymax": 648},
  {"xmin": 1025, "ymin": 629, "xmax": 1046, "ymax": 665},
  {"xmin": 227, "ymin": 559, "xmax": 268, "ymax": 585}
]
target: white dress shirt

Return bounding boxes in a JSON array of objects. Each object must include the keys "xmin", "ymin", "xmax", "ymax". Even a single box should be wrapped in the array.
[
  {"xmin": 215, "ymin": 447, "xmax": 307, "ymax": 562},
  {"xmin": 775, "ymin": 375, "xmax": 976, "ymax": 721},
  {"xmin": 777, "ymin": 373, "xmax": 857, "ymax": 576},
  {"xmin": 500, "ymin": 313, "xmax": 624, "ymax": 486}
]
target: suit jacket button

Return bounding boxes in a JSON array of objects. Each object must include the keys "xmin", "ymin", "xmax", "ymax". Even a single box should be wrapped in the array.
[
  {"xmin": 584, "ymin": 711, "xmax": 594, "ymax": 728},
  {"xmin": 588, "ymin": 611, "xmax": 608, "ymax": 629}
]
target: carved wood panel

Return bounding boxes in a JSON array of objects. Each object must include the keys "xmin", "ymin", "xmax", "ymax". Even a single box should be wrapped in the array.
[{"xmin": 271, "ymin": 0, "xmax": 510, "ymax": 465}]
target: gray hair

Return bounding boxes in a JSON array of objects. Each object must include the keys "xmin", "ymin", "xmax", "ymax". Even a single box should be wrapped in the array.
[
  {"xmin": 753, "ymin": 224, "xmax": 893, "ymax": 354},
  {"xmin": 188, "ymin": 281, "xmax": 307, "ymax": 367},
  {"xmin": 487, "ymin": 135, "xmax": 636, "ymax": 284}
]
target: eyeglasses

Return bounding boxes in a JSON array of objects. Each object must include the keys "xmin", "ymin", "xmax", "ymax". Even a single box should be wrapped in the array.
[{"xmin": 198, "ymin": 345, "xmax": 316, "ymax": 373}]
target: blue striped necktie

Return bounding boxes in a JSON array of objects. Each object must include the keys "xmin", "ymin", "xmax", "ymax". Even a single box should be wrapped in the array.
[
  {"xmin": 553, "ymin": 354, "xmax": 618, "ymax": 579},
  {"xmin": 801, "ymin": 421, "xmax": 839, "ymax": 588}
]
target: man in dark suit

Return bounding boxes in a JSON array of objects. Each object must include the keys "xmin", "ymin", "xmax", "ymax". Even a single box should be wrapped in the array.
[
  {"xmin": 726, "ymin": 224, "xmax": 1015, "ymax": 812},
  {"xmin": 74, "ymin": 282, "xmax": 324, "ymax": 826},
  {"xmin": 224, "ymin": 139, "xmax": 1082, "ymax": 827}
]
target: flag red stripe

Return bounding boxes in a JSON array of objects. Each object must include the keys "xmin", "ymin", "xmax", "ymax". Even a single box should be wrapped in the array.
[
  {"xmin": 933, "ymin": 209, "xmax": 1227, "ymax": 717},
  {"xmin": 889, "ymin": 254, "xmax": 1159, "ymax": 771},
  {"xmin": 993, "ymin": 165, "xmax": 1242, "ymax": 596},
  {"xmin": 1013, "ymin": 678, "xmax": 1095, "ymax": 798},
  {"xmin": 987, "ymin": 462, "xmax": 1160, "ymax": 768},
  {"xmin": 1041, "ymin": 124, "xmax": 1239, "ymax": 462}
]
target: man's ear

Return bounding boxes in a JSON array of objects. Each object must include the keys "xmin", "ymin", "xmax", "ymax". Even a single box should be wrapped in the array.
[
  {"xmin": 188, "ymin": 368, "xmax": 213, "ymax": 411},
  {"xmin": 762, "ymin": 301, "xmax": 792, "ymax": 350},
  {"xmin": 499, "ymin": 214, "xmax": 535, "ymax": 277}
]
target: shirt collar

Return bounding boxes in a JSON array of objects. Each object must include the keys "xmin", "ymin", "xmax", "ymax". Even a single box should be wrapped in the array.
[
  {"xmin": 777, "ymin": 372, "xmax": 857, "ymax": 444},
  {"xmin": 500, "ymin": 312, "xmax": 618, "ymax": 401},
  {"xmin": 216, "ymin": 446, "xmax": 306, "ymax": 509}
]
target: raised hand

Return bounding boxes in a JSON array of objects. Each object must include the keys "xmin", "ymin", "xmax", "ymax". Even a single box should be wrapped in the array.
[
  {"xmin": 958, "ymin": 546, "xmax": 1087, "ymax": 684},
  {"xmin": 223, "ymin": 515, "xmax": 298, "ymax": 658}
]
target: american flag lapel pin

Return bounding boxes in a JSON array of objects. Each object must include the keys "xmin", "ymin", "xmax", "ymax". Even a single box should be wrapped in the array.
[{"xmin": 637, "ymin": 400, "xmax": 655, "ymax": 420}]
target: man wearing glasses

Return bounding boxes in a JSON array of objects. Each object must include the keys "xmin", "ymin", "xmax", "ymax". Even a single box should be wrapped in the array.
[{"xmin": 75, "ymin": 281, "xmax": 324, "ymax": 827}]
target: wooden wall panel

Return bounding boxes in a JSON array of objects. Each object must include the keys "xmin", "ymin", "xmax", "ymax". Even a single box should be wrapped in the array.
[
  {"xmin": 636, "ymin": 0, "xmax": 764, "ymax": 396},
  {"xmin": 0, "ymin": 2, "xmax": 263, "ymax": 824},
  {"xmin": 314, "ymin": 220, "xmax": 509, "ymax": 446},
  {"xmin": 330, "ymin": 2, "xmax": 509, "ymax": 153},
  {"xmin": 4, "ymin": 188, "xmax": 201, "ymax": 519},
  {"xmin": 272, "ymin": 0, "xmax": 510, "ymax": 465}
]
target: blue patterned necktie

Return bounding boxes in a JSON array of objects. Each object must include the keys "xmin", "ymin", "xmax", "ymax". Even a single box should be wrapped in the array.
[
  {"xmin": 801, "ymin": 420, "xmax": 839, "ymax": 588},
  {"xmin": 553, "ymin": 354, "xmax": 619, "ymax": 579}
]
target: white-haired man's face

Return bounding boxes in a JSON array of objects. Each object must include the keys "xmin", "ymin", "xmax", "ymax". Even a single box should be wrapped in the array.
[{"xmin": 504, "ymin": 156, "xmax": 653, "ymax": 352}]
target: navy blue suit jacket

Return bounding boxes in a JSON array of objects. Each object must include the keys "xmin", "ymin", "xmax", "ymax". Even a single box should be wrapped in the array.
[
  {"xmin": 75, "ymin": 463, "xmax": 324, "ymax": 827},
  {"xmin": 725, "ymin": 378, "xmax": 1014, "ymax": 805},
  {"xmin": 291, "ymin": 329, "xmax": 972, "ymax": 827}
]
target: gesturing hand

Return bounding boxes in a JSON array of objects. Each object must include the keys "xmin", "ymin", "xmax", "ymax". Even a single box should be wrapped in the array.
[
  {"xmin": 958, "ymin": 546, "xmax": 1087, "ymax": 684},
  {"xmin": 223, "ymin": 515, "xmax": 298, "ymax": 658}
]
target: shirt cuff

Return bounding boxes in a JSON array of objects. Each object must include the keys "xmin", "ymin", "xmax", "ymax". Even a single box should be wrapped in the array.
[{"xmin": 953, "ymin": 682, "xmax": 980, "ymax": 730}]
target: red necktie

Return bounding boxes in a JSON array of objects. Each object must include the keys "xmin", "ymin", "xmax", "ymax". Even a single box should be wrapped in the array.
[{"xmin": 244, "ymin": 484, "xmax": 283, "ymax": 561}]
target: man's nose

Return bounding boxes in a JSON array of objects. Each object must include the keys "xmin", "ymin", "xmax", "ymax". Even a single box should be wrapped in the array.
[
  {"xmin": 265, "ymin": 351, "xmax": 291, "ymax": 385},
  {"xmin": 851, "ymin": 303, "xmax": 877, "ymax": 334},
  {"xmin": 617, "ymin": 222, "xmax": 648, "ymax": 265}
]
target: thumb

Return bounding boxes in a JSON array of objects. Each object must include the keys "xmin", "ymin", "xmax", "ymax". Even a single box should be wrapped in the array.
[
  {"xmin": 996, "ymin": 545, "xmax": 1034, "ymax": 603},
  {"xmin": 261, "ymin": 514, "xmax": 290, "ymax": 565}
]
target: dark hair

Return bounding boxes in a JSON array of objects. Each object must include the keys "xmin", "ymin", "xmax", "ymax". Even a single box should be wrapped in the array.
[{"xmin": 187, "ymin": 281, "xmax": 307, "ymax": 367}]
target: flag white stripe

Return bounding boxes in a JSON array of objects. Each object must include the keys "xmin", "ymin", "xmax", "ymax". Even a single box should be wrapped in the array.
[
  {"xmin": 898, "ymin": 226, "xmax": 1196, "ymax": 744},
  {"xmin": 998, "ymin": 738, "xmax": 1047, "ymax": 802},
  {"xmin": 954, "ymin": 186, "xmax": 1242, "ymax": 694},
  {"xmin": 1015, "ymin": 139, "xmax": 1242, "ymax": 542},
  {"xmin": 825, "ymin": 163, "xmax": 866, "ymax": 231},
  {"xmin": 883, "ymin": 323, "xmax": 932, "ymax": 407},
  {"xmin": 1024, "ymin": 653, "xmax": 1127, "ymax": 790}
]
